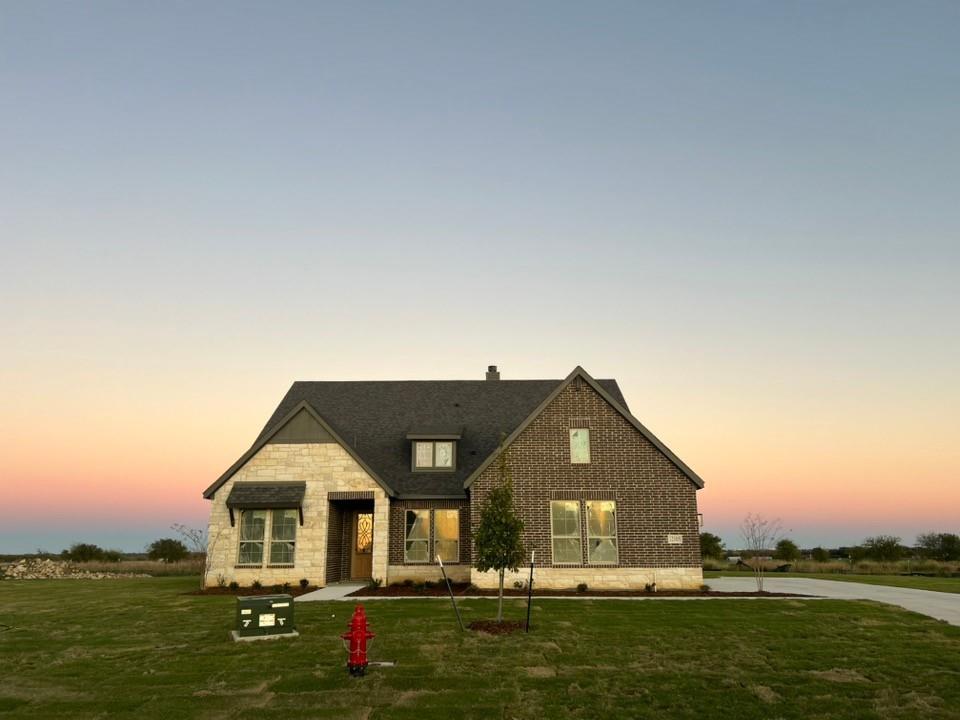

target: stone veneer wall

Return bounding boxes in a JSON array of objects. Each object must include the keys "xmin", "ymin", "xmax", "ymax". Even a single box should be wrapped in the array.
[
  {"xmin": 204, "ymin": 443, "xmax": 389, "ymax": 587},
  {"xmin": 469, "ymin": 376, "xmax": 703, "ymax": 590}
]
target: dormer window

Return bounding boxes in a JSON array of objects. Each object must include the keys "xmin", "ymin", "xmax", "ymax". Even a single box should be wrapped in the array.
[
  {"xmin": 407, "ymin": 430, "xmax": 462, "ymax": 472},
  {"xmin": 413, "ymin": 440, "xmax": 455, "ymax": 470}
]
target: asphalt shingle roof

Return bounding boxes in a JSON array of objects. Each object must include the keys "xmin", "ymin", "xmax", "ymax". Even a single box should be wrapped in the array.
[
  {"xmin": 254, "ymin": 378, "xmax": 627, "ymax": 498},
  {"xmin": 226, "ymin": 482, "xmax": 306, "ymax": 508}
]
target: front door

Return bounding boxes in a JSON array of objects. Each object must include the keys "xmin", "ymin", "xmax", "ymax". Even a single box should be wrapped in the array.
[{"xmin": 350, "ymin": 512, "xmax": 373, "ymax": 579}]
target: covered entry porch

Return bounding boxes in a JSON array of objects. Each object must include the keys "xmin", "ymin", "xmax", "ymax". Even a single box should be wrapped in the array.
[{"xmin": 326, "ymin": 493, "xmax": 376, "ymax": 583}]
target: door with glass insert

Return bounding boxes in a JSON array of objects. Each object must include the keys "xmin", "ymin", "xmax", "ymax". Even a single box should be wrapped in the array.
[{"xmin": 351, "ymin": 512, "xmax": 374, "ymax": 579}]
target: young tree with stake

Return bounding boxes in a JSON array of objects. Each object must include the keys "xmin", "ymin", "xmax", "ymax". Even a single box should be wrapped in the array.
[{"xmin": 473, "ymin": 438, "xmax": 526, "ymax": 623}]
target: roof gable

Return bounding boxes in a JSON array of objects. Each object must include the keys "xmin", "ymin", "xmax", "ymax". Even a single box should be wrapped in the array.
[{"xmin": 462, "ymin": 366, "xmax": 705, "ymax": 490}]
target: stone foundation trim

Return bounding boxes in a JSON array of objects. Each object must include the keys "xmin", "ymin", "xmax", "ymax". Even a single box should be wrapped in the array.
[
  {"xmin": 471, "ymin": 566, "xmax": 703, "ymax": 591},
  {"xmin": 387, "ymin": 564, "xmax": 471, "ymax": 584}
]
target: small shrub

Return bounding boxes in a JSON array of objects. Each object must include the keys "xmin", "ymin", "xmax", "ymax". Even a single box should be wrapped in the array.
[
  {"xmin": 282, "ymin": 582, "xmax": 291, "ymax": 591},
  {"xmin": 423, "ymin": 580, "xmax": 436, "ymax": 589},
  {"xmin": 645, "ymin": 582, "xmax": 657, "ymax": 593},
  {"xmin": 216, "ymin": 574, "xmax": 227, "ymax": 588},
  {"xmin": 513, "ymin": 579, "xmax": 528, "ymax": 590},
  {"xmin": 576, "ymin": 583, "xmax": 588, "ymax": 593},
  {"xmin": 402, "ymin": 579, "xmax": 415, "ymax": 587},
  {"xmin": 370, "ymin": 577, "xmax": 383, "ymax": 588},
  {"xmin": 252, "ymin": 580, "xmax": 262, "ymax": 590},
  {"xmin": 228, "ymin": 581, "xmax": 239, "ymax": 590},
  {"xmin": 699, "ymin": 584, "xmax": 710, "ymax": 592},
  {"xmin": 272, "ymin": 584, "xmax": 284, "ymax": 593},
  {"xmin": 299, "ymin": 578, "xmax": 310, "ymax": 589}
]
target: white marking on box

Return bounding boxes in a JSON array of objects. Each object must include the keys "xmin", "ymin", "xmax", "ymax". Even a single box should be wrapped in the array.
[
  {"xmin": 241, "ymin": 609, "xmax": 252, "ymax": 615},
  {"xmin": 667, "ymin": 534, "xmax": 683, "ymax": 545},
  {"xmin": 271, "ymin": 602, "xmax": 290, "ymax": 608},
  {"xmin": 259, "ymin": 613, "xmax": 276, "ymax": 628}
]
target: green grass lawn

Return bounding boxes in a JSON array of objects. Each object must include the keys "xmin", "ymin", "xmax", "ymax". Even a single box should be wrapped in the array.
[
  {"xmin": 2, "ymin": 577, "xmax": 959, "ymax": 719},
  {"xmin": 703, "ymin": 571, "xmax": 960, "ymax": 594}
]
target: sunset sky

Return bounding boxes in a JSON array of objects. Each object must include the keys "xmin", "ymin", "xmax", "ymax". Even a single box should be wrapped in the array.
[{"xmin": 2, "ymin": 2, "xmax": 958, "ymax": 553}]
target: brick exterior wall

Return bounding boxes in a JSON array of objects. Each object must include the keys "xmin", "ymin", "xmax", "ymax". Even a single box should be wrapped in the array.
[{"xmin": 469, "ymin": 376, "xmax": 702, "ymax": 588}]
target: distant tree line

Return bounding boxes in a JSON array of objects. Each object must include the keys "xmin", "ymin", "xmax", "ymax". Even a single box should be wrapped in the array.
[
  {"xmin": 700, "ymin": 531, "xmax": 960, "ymax": 562},
  {"xmin": 57, "ymin": 538, "xmax": 191, "ymax": 563}
]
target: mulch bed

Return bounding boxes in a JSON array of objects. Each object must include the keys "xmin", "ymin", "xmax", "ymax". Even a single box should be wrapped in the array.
[
  {"xmin": 185, "ymin": 585, "xmax": 319, "ymax": 597},
  {"xmin": 468, "ymin": 620, "xmax": 525, "ymax": 635},
  {"xmin": 348, "ymin": 583, "xmax": 805, "ymax": 598}
]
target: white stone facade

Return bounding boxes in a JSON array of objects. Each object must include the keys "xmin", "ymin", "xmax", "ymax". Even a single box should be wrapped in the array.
[
  {"xmin": 471, "ymin": 566, "xmax": 703, "ymax": 591},
  {"xmin": 386, "ymin": 564, "xmax": 472, "ymax": 584},
  {"xmin": 204, "ymin": 443, "xmax": 389, "ymax": 587}
]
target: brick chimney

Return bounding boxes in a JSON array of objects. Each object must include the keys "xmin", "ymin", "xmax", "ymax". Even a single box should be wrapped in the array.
[{"xmin": 485, "ymin": 365, "xmax": 500, "ymax": 381}]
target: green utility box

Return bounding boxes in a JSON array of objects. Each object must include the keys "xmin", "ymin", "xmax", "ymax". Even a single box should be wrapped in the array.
[{"xmin": 232, "ymin": 594, "xmax": 298, "ymax": 641}]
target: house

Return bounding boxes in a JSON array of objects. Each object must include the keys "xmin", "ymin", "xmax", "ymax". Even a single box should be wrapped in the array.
[{"xmin": 202, "ymin": 366, "xmax": 705, "ymax": 590}]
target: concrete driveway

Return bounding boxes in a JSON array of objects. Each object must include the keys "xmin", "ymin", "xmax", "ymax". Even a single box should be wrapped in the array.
[{"xmin": 709, "ymin": 576, "xmax": 960, "ymax": 626}]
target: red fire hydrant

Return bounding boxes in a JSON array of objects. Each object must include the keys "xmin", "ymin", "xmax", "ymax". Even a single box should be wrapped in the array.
[{"xmin": 341, "ymin": 605, "xmax": 375, "ymax": 676}]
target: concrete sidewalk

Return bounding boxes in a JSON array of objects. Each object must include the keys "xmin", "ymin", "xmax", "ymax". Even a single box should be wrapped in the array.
[
  {"xmin": 296, "ymin": 582, "xmax": 367, "ymax": 602},
  {"xmin": 709, "ymin": 577, "xmax": 960, "ymax": 625}
]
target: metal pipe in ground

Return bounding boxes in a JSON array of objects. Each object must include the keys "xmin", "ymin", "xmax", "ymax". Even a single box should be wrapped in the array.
[
  {"xmin": 437, "ymin": 556, "xmax": 465, "ymax": 631},
  {"xmin": 525, "ymin": 550, "xmax": 535, "ymax": 632}
]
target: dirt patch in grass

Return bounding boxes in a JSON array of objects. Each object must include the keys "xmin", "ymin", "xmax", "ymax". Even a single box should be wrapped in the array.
[
  {"xmin": 750, "ymin": 684, "xmax": 781, "ymax": 704},
  {"xmin": 526, "ymin": 666, "xmax": 557, "ymax": 678},
  {"xmin": 350, "ymin": 583, "xmax": 805, "ymax": 598},
  {"xmin": 810, "ymin": 668, "xmax": 870, "ymax": 683},
  {"xmin": 468, "ymin": 619, "xmax": 525, "ymax": 634}
]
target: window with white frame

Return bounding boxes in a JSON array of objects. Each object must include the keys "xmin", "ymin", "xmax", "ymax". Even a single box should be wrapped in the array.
[
  {"xmin": 269, "ymin": 509, "xmax": 298, "ymax": 565},
  {"xmin": 586, "ymin": 500, "xmax": 618, "ymax": 564},
  {"xmin": 550, "ymin": 500, "xmax": 582, "ymax": 564},
  {"xmin": 570, "ymin": 428, "xmax": 590, "ymax": 464},
  {"xmin": 434, "ymin": 509, "xmax": 459, "ymax": 562},
  {"xmin": 237, "ymin": 510, "xmax": 267, "ymax": 565},
  {"xmin": 404, "ymin": 509, "xmax": 431, "ymax": 562},
  {"xmin": 413, "ymin": 440, "xmax": 455, "ymax": 470}
]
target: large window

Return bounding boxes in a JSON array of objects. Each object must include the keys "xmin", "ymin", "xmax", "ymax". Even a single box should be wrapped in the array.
[
  {"xmin": 269, "ymin": 509, "xmax": 298, "ymax": 565},
  {"xmin": 586, "ymin": 501, "xmax": 618, "ymax": 564},
  {"xmin": 404, "ymin": 509, "xmax": 431, "ymax": 562},
  {"xmin": 570, "ymin": 428, "xmax": 591, "ymax": 464},
  {"xmin": 413, "ymin": 441, "xmax": 455, "ymax": 470},
  {"xmin": 237, "ymin": 510, "xmax": 267, "ymax": 565},
  {"xmin": 435, "ymin": 509, "xmax": 459, "ymax": 562},
  {"xmin": 550, "ymin": 500, "xmax": 582, "ymax": 564}
]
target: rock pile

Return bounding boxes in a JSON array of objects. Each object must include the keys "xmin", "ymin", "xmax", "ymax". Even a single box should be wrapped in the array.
[{"xmin": 1, "ymin": 558, "xmax": 150, "ymax": 580}]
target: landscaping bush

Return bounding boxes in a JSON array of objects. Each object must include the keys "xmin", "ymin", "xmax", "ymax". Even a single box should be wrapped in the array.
[
  {"xmin": 252, "ymin": 580, "xmax": 262, "ymax": 590},
  {"xmin": 577, "ymin": 583, "xmax": 588, "ymax": 593},
  {"xmin": 228, "ymin": 581, "xmax": 239, "ymax": 590},
  {"xmin": 299, "ymin": 578, "xmax": 310, "ymax": 589}
]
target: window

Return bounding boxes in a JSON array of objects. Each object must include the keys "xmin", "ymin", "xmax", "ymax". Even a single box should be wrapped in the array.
[
  {"xmin": 586, "ymin": 501, "xmax": 618, "ymax": 564},
  {"xmin": 570, "ymin": 428, "xmax": 590, "ymax": 464},
  {"xmin": 237, "ymin": 510, "xmax": 266, "ymax": 565},
  {"xmin": 550, "ymin": 500, "xmax": 581, "ymax": 564},
  {"xmin": 405, "ymin": 509, "xmax": 431, "ymax": 562},
  {"xmin": 269, "ymin": 509, "xmax": 298, "ymax": 565},
  {"xmin": 435, "ymin": 509, "xmax": 459, "ymax": 562},
  {"xmin": 412, "ymin": 440, "xmax": 455, "ymax": 470}
]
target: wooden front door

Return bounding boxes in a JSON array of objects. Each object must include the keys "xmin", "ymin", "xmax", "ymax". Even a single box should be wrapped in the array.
[{"xmin": 350, "ymin": 512, "xmax": 374, "ymax": 579}]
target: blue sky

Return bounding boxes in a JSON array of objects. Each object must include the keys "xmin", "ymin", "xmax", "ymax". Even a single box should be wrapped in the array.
[{"xmin": 1, "ymin": 1, "xmax": 958, "ymax": 552}]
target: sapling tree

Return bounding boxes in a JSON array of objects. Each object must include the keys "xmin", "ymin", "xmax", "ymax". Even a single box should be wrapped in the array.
[
  {"xmin": 740, "ymin": 513, "xmax": 783, "ymax": 592},
  {"xmin": 473, "ymin": 438, "xmax": 526, "ymax": 623},
  {"xmin": 171, "ymin": 523, "xmax": 222, "ymax": 590}
]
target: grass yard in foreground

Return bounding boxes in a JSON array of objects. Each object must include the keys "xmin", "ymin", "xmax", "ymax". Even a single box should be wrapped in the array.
[
  {"xmin": 703, "ymin": 571, "xmax": 960, "ymax": 594},
  {"xmin": 1, "ymin": 578, "xmax": 959, "ymax": 719}
]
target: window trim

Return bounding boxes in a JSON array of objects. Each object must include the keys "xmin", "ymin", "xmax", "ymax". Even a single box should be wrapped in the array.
[
  {"xmin": 236, "ymin": 509, "xmax": 267, "ymax": 567},
  {"xmin": 267, "ymin": 508, "xmax": 298, "ymax": 567},
  {"xmin": 235, "ymin": 508, "xmax": 300, "ymax": 568},
  {"xmin": 411, "ymin": 440, "xmax": 457, "ymax": 472},
  {"xmin": 569, "ymin": 428, "xmax": 591, "ymax": 464},
  {"xmin": 585, "ymin": 500, "xmax": 618, "ymax": 565},
  {"xmin": 404, "ymin": 509, "xmax": 431, "ymax": 563},
  {"xmin": 434, "ymin": 508, "xmax": 460, "ymax": 564},
  {"xmin": 550, "ymin": 500, "xmax": 583, "ymax": 565}
]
